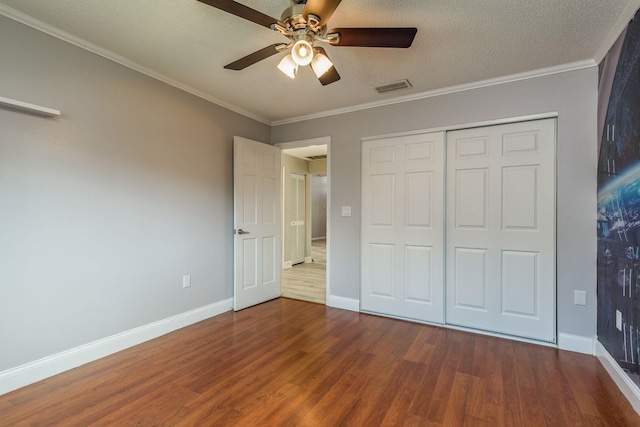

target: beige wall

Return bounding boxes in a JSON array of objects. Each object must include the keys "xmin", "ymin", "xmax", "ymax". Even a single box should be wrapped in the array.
[{"xmin": 309, "ymin": 158, "xmax": 327, "ymax": 175}]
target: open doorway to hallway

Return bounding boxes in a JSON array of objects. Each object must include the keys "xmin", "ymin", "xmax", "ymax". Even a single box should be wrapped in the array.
[{"xmin": 280, "ymin": 143, "xmax": 328, "ymax": 304}]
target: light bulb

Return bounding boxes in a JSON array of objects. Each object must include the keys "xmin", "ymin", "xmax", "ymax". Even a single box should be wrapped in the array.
[
  {"xmin": 311, "ymin": 52, "xmax": 333, "ymax": 78},
  {"xmin": 277, "ymin": 54, "xmax": 298, "ymax": 79},
  {"xmin": 291, "ymin": 40, "xmax": 313, "ymax": 66}
]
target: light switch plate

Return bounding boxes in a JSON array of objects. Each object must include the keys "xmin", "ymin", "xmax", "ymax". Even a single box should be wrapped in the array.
[
  {"xmin": 574, "ymin": 290, "xmax": 587, "ymax": 306},
  {"xmin": 341, "ymin": 206, "xmax": 352, "ymax": 217}
]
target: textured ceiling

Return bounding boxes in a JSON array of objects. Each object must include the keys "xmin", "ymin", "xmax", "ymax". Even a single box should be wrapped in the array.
[{"xmin": 0, "ymin": 0, "xmax": 635, "ymax": 124}]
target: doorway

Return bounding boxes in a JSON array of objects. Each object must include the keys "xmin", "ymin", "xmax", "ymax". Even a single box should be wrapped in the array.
[{"xmin": 278, "ymin": 138, "xmax": 330, "ymax": 305}]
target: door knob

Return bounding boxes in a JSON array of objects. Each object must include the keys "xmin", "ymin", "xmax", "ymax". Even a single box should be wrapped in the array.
[{"xmin": 236, "ymin": 229, "xmax": 250, "ymax": 235}]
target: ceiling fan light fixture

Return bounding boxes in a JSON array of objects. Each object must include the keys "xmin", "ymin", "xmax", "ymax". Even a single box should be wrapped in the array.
[
  {"xmin": 311, "ymin": 51, "xmax": 333, "ymax": 78},
  {"xmin": 291, "ymin": 39, "xmax": 314, "ymax": 66},
  {"xmin": 277, "ymin": 54, "xmax": 298, "ymax": 78}
]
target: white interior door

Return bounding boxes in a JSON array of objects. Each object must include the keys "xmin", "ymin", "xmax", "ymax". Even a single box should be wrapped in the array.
[
  {"xmin": 361, "ymin": 132, "xmax": 445, "ymax": 323},
  {"xmin": 290, "ymin": 173, "xmax": 305, "ymax": 264},
  {"xmin": 445, "ymin": 119, "xmax": 556, "ymax": 341},
  {"xmin": 234, "ymin": 136, "xmax": 282, "ymax": 311}
]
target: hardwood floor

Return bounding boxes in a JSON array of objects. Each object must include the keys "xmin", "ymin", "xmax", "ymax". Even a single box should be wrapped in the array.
[
  {"xmin": 282, "ymin": 238, "xmax": 326, "ymax": 304},
  {"xmin": 1, "ymin": 298, "xmax": 638, "ymax": 426}
]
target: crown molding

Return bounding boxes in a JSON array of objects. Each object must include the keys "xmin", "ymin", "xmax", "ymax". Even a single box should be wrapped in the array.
[
  {"xmin": 0, "ymin": 4, "xmax": 271, "ymax": 125},
  {"xmin": 593, "ymin": 0, "xmax": 640, "ymax": 65},
  {"xmin": 271, "ymin": 59, "xmax": 596, "ymax": 126}
]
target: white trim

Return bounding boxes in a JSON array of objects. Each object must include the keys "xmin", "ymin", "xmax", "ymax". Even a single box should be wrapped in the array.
[
  {"xmin": 327, "ymin": 295, "xmax": 360, "ymax": 312},
  {"xmin": 593, "ymin": 0, "xmax": 640, "ymax": 64},
  {"xmin": 596, "ymin": 341, "xmax": 640, "ymax": 415},
  {"xmin": 0, "ymin": 299, "xmax": 233, "ymax": 396},
  {"xmin": 361, "ymin": 112, "xmax": 559, "ymax": 142},
  {"xmin": 557, "ymin": 333, "xmax": 596, "ymax": 355},
  {"xmin": 0, "ymin": 4, "xmax": 269, "ymax": 125},
  {"xmin": 312, "ymin": 236, "xmax": 326, "ymax": 241},
  {"xmin": 0, "ymin": 96, "xmax": 60, "ymax": 117},
  {"xmin": 271, "ymin": 61, "xmax": 594, "ymax": 126},
  {"xmin": 304, "ymin": 256, "xmax": 313, "ymax": 263}
]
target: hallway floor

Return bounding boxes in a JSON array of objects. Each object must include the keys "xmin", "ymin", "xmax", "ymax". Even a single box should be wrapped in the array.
[{"xmin": 282, "ymin": 238, "xmax": 326, "ymax": 304}]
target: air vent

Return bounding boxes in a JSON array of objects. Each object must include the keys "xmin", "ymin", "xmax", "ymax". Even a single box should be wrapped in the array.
[
  {"xmin": 307, "ymin": 155, "xmax": 327, "ymax": 161},
  {"xmin": 375, "ymin": 79, "xmax": 412, "ymax": 94}
]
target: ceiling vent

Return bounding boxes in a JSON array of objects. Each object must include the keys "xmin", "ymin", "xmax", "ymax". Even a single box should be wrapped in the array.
[{"xmin": 375, "ymin": 79, "xmax": 412, "ymax": 94}]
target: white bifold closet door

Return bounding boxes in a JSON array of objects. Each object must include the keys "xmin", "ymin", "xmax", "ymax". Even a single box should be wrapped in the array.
[
  {"xmin": 446, "ymin": 119, "xmax": 556, "ymax": 342},
  {"xmin": 361, "ymin": 132, "xmax": 445, "ymax": 323}
]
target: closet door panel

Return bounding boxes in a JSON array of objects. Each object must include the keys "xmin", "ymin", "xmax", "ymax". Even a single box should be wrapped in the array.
[
  {"xmin": 361, "ymin": 132, "xmax": 445, "ymax": 323},
  {"xmin": 446, "ymin": 119, "xmax": 556, "ymax": 342}
]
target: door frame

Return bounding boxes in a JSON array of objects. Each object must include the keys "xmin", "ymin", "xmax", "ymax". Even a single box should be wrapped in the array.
[{"xmin": 276, "ymin": 136, "xmax": 331, "ymax": 304}]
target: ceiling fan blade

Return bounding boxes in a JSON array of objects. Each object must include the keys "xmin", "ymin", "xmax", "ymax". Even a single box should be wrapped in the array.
[
  {"xmin": 197, "ymin": 0, "xmax": 282, "ymax": 29},
  {"xmin": 224, "ymin": 44, "xmax": 286, "ymax": 70},
  {"xmin": 328, "ymin": 28, "xmax": 417, "ymax": 48},
  {"xmin": 314, "ymin": 47, "xmax": 341, "ymax": 86},
  {"xmin": 303, "ymin": 0, "xmax": 342, "ymax": 26},
  {"xmin": 318, "ymin": 65, "xmax": 341, "ymax": 86}
]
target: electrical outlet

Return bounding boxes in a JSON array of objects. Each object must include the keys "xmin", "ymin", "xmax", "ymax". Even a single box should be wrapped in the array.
[
  {"xmin": 616, "ymin": 310, "xmax": 623, "ymax": 331},
  {"xmin": 183, "ymin": 274, "xmax": 191, "ymax": 289},
  {"xmin": 574, "ymin": 290, "xmax": 587, "ymax": 306}
]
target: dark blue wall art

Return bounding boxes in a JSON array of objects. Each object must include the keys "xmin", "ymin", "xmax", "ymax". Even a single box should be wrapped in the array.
[{"xmin": 598, "ymin": 11, "xmax": 640, "ymax": 380}]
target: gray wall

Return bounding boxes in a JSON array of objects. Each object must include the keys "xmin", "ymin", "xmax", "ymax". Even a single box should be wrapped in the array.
[
  {"xmin": 0, "ymin": 16, "xmax": 269, "ymax": 371},
  {"xmin": 272, "ymin": 67, "xmax": 598, "ymax": 339}
]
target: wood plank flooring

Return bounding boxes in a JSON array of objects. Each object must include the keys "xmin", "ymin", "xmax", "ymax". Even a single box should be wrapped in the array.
[
  {"xmin": 1, "ymin": 298, "xmax": 638, "ymax": 426},
  {"xmin": 282, "ymin": 238, "xmax": 326, "ymax": 304}
]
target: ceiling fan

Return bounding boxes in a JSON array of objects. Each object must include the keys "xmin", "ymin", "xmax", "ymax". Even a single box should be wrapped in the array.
[{"xmin": 197, "ymin": 0, "xmax": 417, "ymax": 85}]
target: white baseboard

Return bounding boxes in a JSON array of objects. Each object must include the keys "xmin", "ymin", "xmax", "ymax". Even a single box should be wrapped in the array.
[
  {"xmin": 326, "ymin": 295, "xmax": 360, "ymax": 312},
  {"xmin": 596, "ymin": 341, "xmax": 640, "ymax": 415},
  {"xmin": 557, "ymin": 333, "xmax": 596, "ymax": 355},
  {"xmin": 304, "ymin": 256, "xmax": 313, "ymax": 263},
  {"xmin": 283, "ymin": 261, "xmax": 292, "ymax": 269},
  {"xmin": 0, "ymin": 298, "xmax": 233, "ymax": 396}
]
